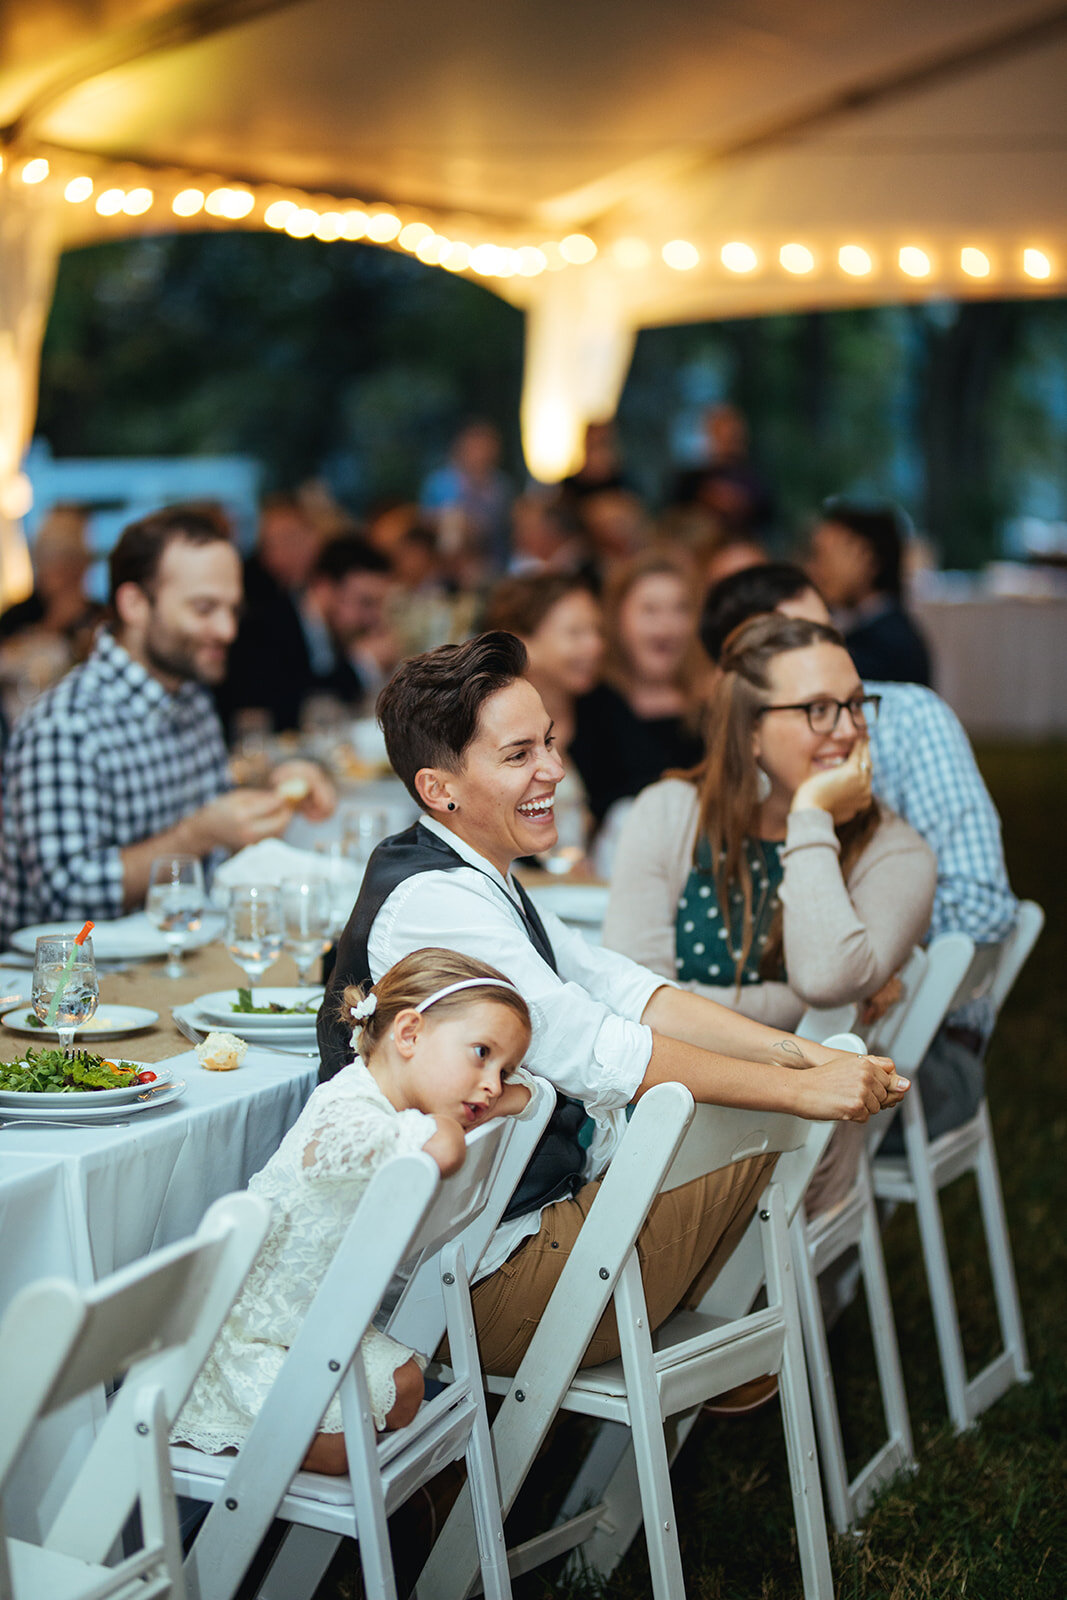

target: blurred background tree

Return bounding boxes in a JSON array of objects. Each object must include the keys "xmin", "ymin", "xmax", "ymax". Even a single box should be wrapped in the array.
[{"xmin": 36, "ymin": 232, "xmax": 1067, "ymax": 567}]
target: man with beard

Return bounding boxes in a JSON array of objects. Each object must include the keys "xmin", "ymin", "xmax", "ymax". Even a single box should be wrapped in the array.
[{"xmin": 0, "ymin": 506, "xmax": 332, "ymax": 941}]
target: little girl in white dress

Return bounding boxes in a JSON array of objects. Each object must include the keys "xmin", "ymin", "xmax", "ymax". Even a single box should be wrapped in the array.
[{"xmin": 173, "ymin": 947, "xmax": 532, "ymax": 1471}]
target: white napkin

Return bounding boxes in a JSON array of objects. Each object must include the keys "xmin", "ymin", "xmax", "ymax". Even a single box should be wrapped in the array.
[{"xmin": 213, "ymin": 840, "xmax": 360, "ymax": 893}]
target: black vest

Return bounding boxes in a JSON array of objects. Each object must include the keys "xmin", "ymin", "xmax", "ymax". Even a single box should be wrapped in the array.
[{"xmin": 318, "ymin": 822, "xmax": 588, "ymax": 1222}]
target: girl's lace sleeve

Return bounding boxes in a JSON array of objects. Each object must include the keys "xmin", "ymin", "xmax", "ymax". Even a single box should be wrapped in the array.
[
  {"xmin": 360, "ymin": 1327, "xmax": 426, "ymax": 1432},
  {"xmin": 300, "ymin": 1101, "xmax": 439, "ymax": 1187}
]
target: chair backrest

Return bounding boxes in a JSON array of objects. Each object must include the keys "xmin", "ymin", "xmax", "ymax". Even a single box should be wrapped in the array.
[
  {"xmin": 0, "ymin": 1191, "xmax": 270, "ymax": 1562},
  {"xmin": 949, "ymin": 899, "xmax": 1044, "ymax": 1018},
  {"xmin": 868, "ymin": 933, "xmax": 974, "ymax": 1078},
  {"xmin": 796, "ymin": 1000, "xmax": 858, "ymax": 1044},
  {"xmin": 388, "ymin": 1075, "xmax": 555, "ymax": 1351},
  {"xmin": 865, "ymin": 945, "xmax": 928, "ymax": 1057}
]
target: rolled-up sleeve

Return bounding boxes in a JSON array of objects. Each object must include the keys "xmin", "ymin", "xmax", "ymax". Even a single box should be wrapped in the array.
[{"xmin": 368, "ymin": 869, "xmax": 664, "ymax": 1111}]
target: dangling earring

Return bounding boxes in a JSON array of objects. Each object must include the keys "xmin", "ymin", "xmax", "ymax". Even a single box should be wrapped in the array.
[
  {"xmin": 447, "ymin": 800, "xmax": 456, "ymax": 812},
  {"xmin": 755, "ymin": 766, "xmax": 772, "ymax": 803}
]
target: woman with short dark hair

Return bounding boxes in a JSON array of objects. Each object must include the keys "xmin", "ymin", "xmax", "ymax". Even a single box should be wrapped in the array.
[{"xmin": 318, "ymin": 631, "xmax": 908, "ymax": 1379}]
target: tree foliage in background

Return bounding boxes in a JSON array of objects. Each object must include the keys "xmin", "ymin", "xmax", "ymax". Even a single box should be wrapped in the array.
[{"xmin": 37, "ymin": 233, "xmax": 1067, "ymax": 566}]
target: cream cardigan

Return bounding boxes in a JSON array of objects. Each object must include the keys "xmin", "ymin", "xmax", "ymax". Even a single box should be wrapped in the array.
[{"xmin": 602, "ymin": 778, "xmax": 937, "ymax": 1030}]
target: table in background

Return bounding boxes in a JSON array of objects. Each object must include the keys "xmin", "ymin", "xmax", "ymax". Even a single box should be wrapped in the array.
[{"xmin": 913, "ymin": 594, "xmax": 1067, "ymax": 740}]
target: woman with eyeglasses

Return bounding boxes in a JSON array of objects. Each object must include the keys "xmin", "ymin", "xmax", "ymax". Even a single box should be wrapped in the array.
[{"xmin": 603, "ymin": 613, "xmax": 936, "ymax": 1210}]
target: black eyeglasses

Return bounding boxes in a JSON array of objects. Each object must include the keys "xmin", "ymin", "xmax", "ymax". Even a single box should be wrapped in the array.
[{"xmin": 755, "ymin": 694, "xmax": 881, "ymax": 735}]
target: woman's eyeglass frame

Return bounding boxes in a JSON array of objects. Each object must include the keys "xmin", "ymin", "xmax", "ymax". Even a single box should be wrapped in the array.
[{"xmin": 754, "ymin": 694, "xmax": 882, "ymax": 735}]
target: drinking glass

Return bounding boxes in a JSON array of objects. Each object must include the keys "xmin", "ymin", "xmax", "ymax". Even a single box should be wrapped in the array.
[
  {"xmin": 32, "ymin": 934, "xmax": 99, "ymax": 1055},
  {"xmin": 312, "ymin": 842, "xmax": 359, "ymax": 940},
  {"xmin": 340, "ymin": 804, "xmax": 390, "ymax": 870},
  {"xmin": 224, "ymin": 885, "xmax": 283, "ymax": 994},
  {"xmin": 146, "ymin": 855, "xmax": 206, "ymax": 979},
  {"xmin": 281, "ymin": 878, "xmax": 333, "ymax": 985}
]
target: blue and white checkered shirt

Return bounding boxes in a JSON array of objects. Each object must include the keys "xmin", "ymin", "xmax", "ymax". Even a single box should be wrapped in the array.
[
  {"xmin": 867, "ymin": 680, "xmax": 1017, "ymax": 1033},
  {"xmin": 0, "ymin": 630, "xmax": 230, "ymax": 944}
]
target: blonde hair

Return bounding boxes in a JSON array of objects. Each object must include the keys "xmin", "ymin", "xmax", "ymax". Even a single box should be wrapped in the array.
[{"xmin": 343, "ymin": 948, "xmax": 531, "ymax": 1065}]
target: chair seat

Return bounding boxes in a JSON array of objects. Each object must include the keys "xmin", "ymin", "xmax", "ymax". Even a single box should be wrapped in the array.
[{"xmin": 6, "ymin": 1539, "xmax": 170, "ymax": 1600}]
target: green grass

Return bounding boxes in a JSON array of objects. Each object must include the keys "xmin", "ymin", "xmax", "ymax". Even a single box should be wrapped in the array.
[{"xmin": 330, "ymin": 743, "xmax": 1067, "ymax": 1600}]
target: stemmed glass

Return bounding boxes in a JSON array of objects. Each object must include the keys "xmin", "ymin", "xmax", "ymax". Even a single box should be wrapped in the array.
[
  {"xmin": 340, "ymin": 804, "xmax": 390, "ymax": 870},
  {"xmin": 312, "ymin": 842, "xmax": 359, "ymax": 942},
  {"xmin": 145, "ymin": 855, "xmax": 206, "ymax": 979},
  {"xmin": 32, "ymin": 934, "xmax": 99, "ymax": 1056},
  {"xmin": 281, "ymin": 878, "xmax": 333, "ymax": 986},
  {"xmin": 224, "ymin": 885, "xmax": 283, "ymax": 996}
]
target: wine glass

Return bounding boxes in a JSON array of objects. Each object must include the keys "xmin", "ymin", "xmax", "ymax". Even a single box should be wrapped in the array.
[
  {"xmin": 312, "ymin": 842, "xmax": 359, "ymax": 941},
  {"xmin": 340, "ymin": 804, "xmax": 390, "ymax": 870},
  {"xmin": 145, "ymin": 855, "xmax": 206, "ymax": 979},
  {"xmin": 281, "ymin": 878, "xmax": 333, "ymax": 985},
  {"xmin": 32, "ymin": 934, "xmax": 99, "ymax": 1056},
  {"xmin": 224, "ymin": 885, "xmax": 283, "ymax": 996}
]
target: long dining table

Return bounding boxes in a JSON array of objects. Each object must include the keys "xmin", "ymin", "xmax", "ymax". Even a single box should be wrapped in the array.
[{"xmin": 0, "ymin": 942, "xmax": 320, "ymax": 1540}]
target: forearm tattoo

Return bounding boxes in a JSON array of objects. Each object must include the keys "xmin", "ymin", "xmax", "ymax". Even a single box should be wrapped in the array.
[{"xmin": 772, "ymin": 1038, "xmax": 812, "ymax": 1068}]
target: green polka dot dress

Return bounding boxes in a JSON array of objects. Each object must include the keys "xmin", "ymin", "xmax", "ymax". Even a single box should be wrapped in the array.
[{"xmin": 674, "ymin": 836, "xmax": 786, "ymax": 986}]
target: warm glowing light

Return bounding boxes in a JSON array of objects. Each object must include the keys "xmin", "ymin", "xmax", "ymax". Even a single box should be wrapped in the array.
[
  {"xmin": 341, "ymin": 210, "xmax": 368, "ymax": 240},
  {"xmin": 204, "ymin": 186, "xmax": 254, "ymax": 219},
  {"xmin": 442, "ymin": 240, "xmax": 472, "ymax": 272},
  {"xmin": 173, "ymin": 188, "xmax": 205, "ymax": 217},
  {"xmin": 469, "ymin": 243, "xmax": 501, "ymax": 276},
  {"xmin": 313, "ymin": 212, "xmax": 343, "ymax": 241},
  {"xmin": 662, "ymin": 239, "xmax": 699, "ymax": 271},
  {"xmin": 559, "ymin": 233, "xmax": 597, "ymax": 265},
  {"xmin": 95, "ymin": 188, "xmax": 125, "ymax": 216},
  {"xmin": 366, "ymin": 212, "xmax": 401, "ymax": 242},
  {"xmin": 416, "ymin": 233, "xmax": 448, "ymax": 265},
  {"xmin": 721, "ymin": 241, "xmax": 758, "ymax": 273},
  {"xmin": 123, "ymin": 187, "xmax": 153, "ymax": 216},
  {"xmin": 899, "ymin": 246, "xmax": 931, "ymax": 278},
  {"xmin": 839, "ymin": 244, "xmax": 873, "ymax": 276},
  {"xmin": 64, "ymin": 176, "xmax": 94, "ymax": 203},
  {"xmin": 1023, "ymin": 248, "xmax": 1052, "ymax": 280},
  {"xmin": 285, "ymin": 208, "xmax": 318, "ymax": 239},
  {"xmin": 0, "ymin": 155, "xmax": 4, "ymax": 175},
  {"xmin": 780, "ymin": 242, "xmax": 815, "ymax": 274},
  {"xmin": 20, "ymin": 158, "xmax": 49, "ymax": 185},
  {"xmin": 539, "ymin": 241, "xmax": 566, "ymax": 272},
  {"xmin": 399, "ymin": 222, "xmax": 433, "ymax": 250},
  {"xmin": 960, "ymin": 247, "xmax": 990, "ymax": 278},
  {"xmin": 611, "ymin": 237, "xmax": 650, "ymax": 270},
  {"xmin": 0, "ymin": 471, "xmax": 33, "ymax": 520},
  {"xmin": 516, "ymin": 245, "xmax": 548, "ymax": 277},
  {"xmin": 264, "ymin": 199, "xmax": 296, "ymax": 228}
]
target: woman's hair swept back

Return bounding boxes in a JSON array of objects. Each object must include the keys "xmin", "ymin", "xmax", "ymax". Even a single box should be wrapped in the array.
[
  {"xmin": 690, "ymin": 611, "xmax": 879, "ymax": 984},
  {"xmin": 377, "ymin": 631, "xmax": 527, "ymax": 804},
  {"xmin": 343, "ymin": 948, "xmax": 531, "ymax": 1065}
]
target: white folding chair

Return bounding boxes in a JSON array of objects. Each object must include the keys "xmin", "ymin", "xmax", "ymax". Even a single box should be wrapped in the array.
[
  {"xmin": 0, "ymin": 1191, "xmax": 270, "ymax": 1600},
  {"xmin": 871, "ymin": 904, "xmax": 1043, "ymax": 1432},
  {"xmin": 172, "ymin": 1097, "xmax": 555, "ymax": 1600},
  {"xmin": 423, "ymin": 1065, "xmax": 857, "ymax": 1600}
]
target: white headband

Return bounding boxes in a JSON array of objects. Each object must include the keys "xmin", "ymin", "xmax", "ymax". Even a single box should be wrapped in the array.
[
  {"xmin": 350, "ymin": 975, "xmax": 520, "ymax": 1028},
  {"xmin": 414, "ymin": 977, "xmax": 521, "ymax": 1013}
]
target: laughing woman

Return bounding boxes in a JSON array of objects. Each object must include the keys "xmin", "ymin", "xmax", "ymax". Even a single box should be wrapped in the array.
[{"xmin": 602, "ymin": 614, "xmax": 935, "ymax": 1210}]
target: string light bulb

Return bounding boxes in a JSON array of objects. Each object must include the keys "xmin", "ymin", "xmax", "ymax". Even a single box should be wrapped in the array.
[
  {"xmin": 123, "ymin": 188, "xmax": 153, "ymax": 215},
  {"xmin": 366, "ymin": 212, "xmax": 401, "ymax": 242},
  {"xmin": 95, "ymin": 188, "xmax": 125, "ymax": 216},
  {"xmin": 559, "ymin": 233, "xmax": 597, "ymax": 264},
  {"xmin": 960, "ymin": 247, "xmax": 990, "ymax": 278},
  {"xmin": 173, "ymin": 189, "xmax": 205, "ymax": 217},
  {"xmin": 20, "ymin": 158, "xmax": 49, "ymax": 184},
  {"xmin": 839, "ymin": 244, "xmax": 873, "ymax": 276},
  {"xmin": 899, "ymin": 246, "xmax": 931, "ymax": 278},
  {"xmin": 721, "ymin": 241, "xmax": 758, "ymax": 273},
  {"xmin": 780, "ymin": 243, "xmax": 815, "ymax": 274},
  {"xmin": 64, "ymin": 176, "xmax": 94, "ymax": 203},
  {"xmin": 662, "ymin": 239, "xmax": 699, "ymax": 271},
  {"xmin": 1023, "ymin": 248, "xmax": 1051, "ymax": 280}
]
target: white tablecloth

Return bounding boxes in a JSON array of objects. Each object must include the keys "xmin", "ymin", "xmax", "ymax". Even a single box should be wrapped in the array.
[
  {"xmin": 913, "ymin": 595, "xmax": 1067, "ymax": 739},
  {"xmin": 0, "ymin": 1045, "xmax": 316, "ymax": 1538}
]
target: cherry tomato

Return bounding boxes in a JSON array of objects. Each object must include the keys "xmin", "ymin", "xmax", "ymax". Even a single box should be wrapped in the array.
[{"xmin": 137, "ymin": 1070, "xmax": 158, "ymax": 1084}]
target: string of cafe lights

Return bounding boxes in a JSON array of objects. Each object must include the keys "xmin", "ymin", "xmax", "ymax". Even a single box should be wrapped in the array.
[{"xmin": 6, "ymin": 154, "xmax": 1058, "ymax": 286}]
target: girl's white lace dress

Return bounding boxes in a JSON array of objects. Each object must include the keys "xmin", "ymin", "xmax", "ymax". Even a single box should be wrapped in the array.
[{"xmin": 173, "ymin": 1058, "xmax": 437, "ymax": 1449}]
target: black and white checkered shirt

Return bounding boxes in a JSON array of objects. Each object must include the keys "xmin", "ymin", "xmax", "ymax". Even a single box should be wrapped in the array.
[{"xmin": 0, "ymin": 629, "xmax": 230, "ymax": 943}]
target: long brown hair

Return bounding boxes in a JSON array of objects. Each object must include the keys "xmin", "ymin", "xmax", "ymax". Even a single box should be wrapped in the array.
[
  {"xmin": 688, "ymin": 612, "xmax": 880, "ymax": 984},
  {"xmin": 601, "ymin": 547, "xmax": 704, "ymax": 722}
]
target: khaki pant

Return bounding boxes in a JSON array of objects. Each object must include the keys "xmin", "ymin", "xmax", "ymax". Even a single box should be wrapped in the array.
[{"xmin": 469, "ymin": 1152, "xmax": 776, "ymax": 1375}]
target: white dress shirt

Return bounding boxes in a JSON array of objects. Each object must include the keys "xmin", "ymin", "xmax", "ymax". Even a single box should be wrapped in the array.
[{"xmin": 367, "ymin": 815, "xmax": 669, "ymax": 1273}]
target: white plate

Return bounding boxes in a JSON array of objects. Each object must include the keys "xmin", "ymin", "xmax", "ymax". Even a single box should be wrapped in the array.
[
  {"xmin": 0, "ymin": 1068, "xmax": 176, "ymax": 1109},
  {"xmin": 195, "ymin": 988, "xmax": 324, "ymax": 1029},
  {"xmin": 525, "ymin": 884, "xmax": 610, "ymax": 927},
  {"xmin": 1, "ymin": 1004, "xmax": 159, "ymax": 1041},
  {"xmin": 0, "ymin": 1080, "xmax": 186, "ymax": 1122},
  {"xmin": 10, "ymin": 912, "xmax": 224, "ymax": 962},
  {"xmin": 174, "ymin": 1003, "xmax": 319, "ymax": 1049}
]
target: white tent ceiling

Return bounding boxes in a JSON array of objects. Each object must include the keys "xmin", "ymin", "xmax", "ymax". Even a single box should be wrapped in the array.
[{"xmin": 1, "ymin": 0, "xmax": 1065, "ymax": 528}]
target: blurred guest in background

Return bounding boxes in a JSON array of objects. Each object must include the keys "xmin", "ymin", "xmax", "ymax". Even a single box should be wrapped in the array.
[
  {"xmin": 420, "ymin": 419, "xmax": 514, "ymax": 578},
  {"xmin": 807, "ymin": 500, "xmax": 932, "ymax": 686},
  {"xmin": 386, "ymin": 521, "xmax": 460, "ymax": 657},
  {"xmin": 0, "ymin": 503, "xmax": 103, "ymax": 725},
  {"xmin": 508, "ymin": 494, "xmax": 585, "ymax": 575},
  {"xmin": 0, "ymin": 505, "xmax": 331, "ymax": 941},
  {"xmin": 702, "ymin": 535, "xmax": 768, "ymax": 594},
  {"xmin": 485, "ymin": 572, "xmax": 603, "ymax": 758},
  {"xmin": 671, "ymin": 403, "xmax": 775, "ymax": 538},
  {"xmin": 560, "ymin": 419, "xmax": 630, "ymax": 501},
  {"xmin": 572, "ymin": 549, "xmax": 705, "ymax": 827}
]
